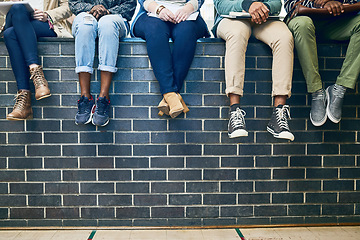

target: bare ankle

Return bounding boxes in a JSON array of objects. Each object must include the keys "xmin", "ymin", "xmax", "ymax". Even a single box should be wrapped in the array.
[{"xmin": 81, "ymin": 93, "xmax": 92, "ymax": 99}]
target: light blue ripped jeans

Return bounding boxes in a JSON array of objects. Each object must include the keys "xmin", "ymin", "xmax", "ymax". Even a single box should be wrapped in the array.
[{"xmin": 72, "ymin": 12, "xmax": 128, "ymax": 74}]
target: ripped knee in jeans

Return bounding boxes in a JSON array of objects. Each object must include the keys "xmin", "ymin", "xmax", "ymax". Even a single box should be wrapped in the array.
[{"xmin": 84, "ymin": 15, "xmax": 94, "ymax": 25}]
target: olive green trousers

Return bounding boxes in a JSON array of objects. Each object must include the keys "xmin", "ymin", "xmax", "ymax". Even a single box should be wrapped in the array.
[{"xmin": 287, "ymin": 14, "xmax": 360, "ymax": 93}]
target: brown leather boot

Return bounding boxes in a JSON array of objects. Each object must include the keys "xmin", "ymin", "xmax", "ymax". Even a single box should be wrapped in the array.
[
  {"xmin": 7, "ymin": 90, "xmax": 33, "ymax": 120},
  {"xmin": 163, "ymin": 92, "xmax": 184, "ymax": 118},
  {"xmin": 30, "ymin": 65, "xmax": 51, "ymax": 100}
]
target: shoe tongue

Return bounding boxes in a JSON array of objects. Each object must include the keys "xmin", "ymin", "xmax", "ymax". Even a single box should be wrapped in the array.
[
  {"xmin": 98, "ymin": 96, "xmax": 109, "ymax": 103},
  {"xmin": 313, "ymin": 89, "xmax": 325, "ymax": 95},
  {"xmin": 276, "ymin": 104, "xmax": 284, "ymax": 109},
  {"xmin": 334, "ymin": 84, "xmax": 346, "ymax": 96},
  {"xmin": 79, "ymin": 95, "xmax": 91, "ymax": 104}
]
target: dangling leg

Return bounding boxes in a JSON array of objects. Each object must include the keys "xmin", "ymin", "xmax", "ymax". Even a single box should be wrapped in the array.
[{"xmin": 72, "ymin": 12, "xmax": 98, "ymax": 125}]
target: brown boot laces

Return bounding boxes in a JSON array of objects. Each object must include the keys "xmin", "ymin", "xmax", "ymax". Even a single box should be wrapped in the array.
[
  {"xmin": 13, "ymin": 92, "xmax": 29, "ymax": 111},
  {"xmin": 30, "ymin": 66, "xmax": 47, "ymax": 89}
]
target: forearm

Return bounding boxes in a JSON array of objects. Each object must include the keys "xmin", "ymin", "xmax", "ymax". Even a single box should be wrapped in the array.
[
  {"xmin": 263, "ymin": 0, "xmax": 282, "ymax": 15},
  {"xmin": 215, "ymin": 0, "xmax": 281, "ymax": 15},
  {"xmin": 189, "ymin": 0, "xmax": 199, "ymax": 11},
  {"xmin": 144, "ymin": 0, "xmax": 155, "ymax": 11},
  {"xmin": 146, "ymin": 1, "xmax": 158, "ymax": 13}
]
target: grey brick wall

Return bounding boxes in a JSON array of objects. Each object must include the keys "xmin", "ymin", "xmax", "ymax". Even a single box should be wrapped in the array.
[{"xmin": 0, "ymin": 38, "xmax": 359, "ymax": 228}]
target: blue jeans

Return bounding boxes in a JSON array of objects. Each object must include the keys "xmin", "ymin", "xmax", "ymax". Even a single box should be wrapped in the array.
[
  {"xmin": 133, "ymin": 14, "xmax": 209, "ymax": 95},
  {"xmin": 3, "ymin": 4, "xmax": 56, "ymax": 90},
  {"xmin": 72, "ymin": 12, "xmax": 128, "ymax": 74}
]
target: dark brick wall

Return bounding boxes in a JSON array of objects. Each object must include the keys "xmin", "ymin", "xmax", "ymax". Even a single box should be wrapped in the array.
[{"xmin": 0, "ymin": 38, "xmax": 359, "ymax": 228}]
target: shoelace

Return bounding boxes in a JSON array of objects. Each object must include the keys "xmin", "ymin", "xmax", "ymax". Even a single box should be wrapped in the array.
[
  {"xmin": 96, "ymin": 99, "xmax": 110, "ymax": 115},
  {"xmin": 312, "ymin": 90, "xmax": 325, "ymax": 100},
  {"xmin": 13, "ymin": 92, "xmax": 29, "ymax": 111},
  {"xmin": 30, "ymin": 66, "xmax": 47, "ymax": 88},
  {"xmin": 276, "ymin": 105, "xmax": 291, "ymax": 131},
  {"xmin": 332, "ymin": 84, "xmax": 346, "ymax": 98},
  {"xmin": 230, "ymin": 108, "xmax": 246, "ymax": 128},
  {"xmin": 77, "ymin": 97, "xmax": 92, "ymax": 114}
]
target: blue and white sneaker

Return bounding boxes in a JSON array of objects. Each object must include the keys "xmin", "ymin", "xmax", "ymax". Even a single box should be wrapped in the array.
[
  {"xmin": 92, "ymin": 96, "xmax": 110, "ymax": 127},
  {"xmin": 75, "ymin": 95, "xmax": 95, "ymax": 125}
]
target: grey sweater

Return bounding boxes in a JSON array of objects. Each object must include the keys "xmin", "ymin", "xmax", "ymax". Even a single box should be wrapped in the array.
[{"xmin": 69, "ymin": 0, "xmax": 137, "ymax": 21}]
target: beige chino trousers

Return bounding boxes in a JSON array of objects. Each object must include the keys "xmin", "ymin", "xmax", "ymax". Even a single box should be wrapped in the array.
[{"xmin": 217, "ymin": 18, "xmax": 294, "ymax": 98}]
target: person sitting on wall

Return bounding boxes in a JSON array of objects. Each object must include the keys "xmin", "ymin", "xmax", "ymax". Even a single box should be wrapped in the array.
[
  {"xmin": 212, "ymin": 0, "xmax": 295, "ymax": 140},
  {"xmin": 69, "ymin": 0, "xmax": 136, "ymax": 126},
  {"xmin": 285, "ymin": 0, "xmax": 360, "ymax": 126},
  {"xmin": 131, "ymin": 0, "xmax": 210, "ymax": 118},
  {"xmin": 2, "ymin": 0, "xmax": 73, "ymax": 121}
]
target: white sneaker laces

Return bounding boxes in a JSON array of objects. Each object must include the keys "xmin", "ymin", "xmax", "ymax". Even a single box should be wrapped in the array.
[
  {"xmin": 230, "ymin": 108, "xmax": 246, "ymax": 128},
  {"xmin": 333, "ymin": 84, "xmax": 346, "ymax": 98},
  {"xmin": 276, "ymin": 105, "xmax": 291, "ymax": 130},
  {"xmin": 312, "ymin": 89, "xmax": 325, "ymax": 100}
]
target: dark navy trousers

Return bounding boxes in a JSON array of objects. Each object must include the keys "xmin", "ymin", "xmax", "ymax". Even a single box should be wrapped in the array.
[
  {"xmin": 133, "ymin": 14, "xmax": 209, "ymax": 95},
  {"xmin": 3, "ymin": 4, "xmax": 56, "ymax": 90}
]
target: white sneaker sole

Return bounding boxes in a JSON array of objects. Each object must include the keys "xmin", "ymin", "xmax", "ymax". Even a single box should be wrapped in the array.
[
  {"xmin": 267, "ymin": 127, "xmax": 294, "ymax": 141},
  {"xmin": 92, "ymin": 118, "xmax": 109, "ymax": 127},
  {"xmin": 310, "ymin": 112, "xmax": 327, "ymax": 127},
  {"xmin": 228, "ymin": 129, "xmax": 248, "ymax": 138},
  {"xmin": 75, "ymin": 105, "xmax": 95, "ymax": 125}
]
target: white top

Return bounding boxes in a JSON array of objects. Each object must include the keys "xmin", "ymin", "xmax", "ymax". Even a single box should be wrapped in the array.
[
  {"xmin": 144, "ymin": 0, "xmax": 198, "ymax": 12},
  {"xmin": 27, "ymin": 0, "xmax": 44, "ymax": 11}
]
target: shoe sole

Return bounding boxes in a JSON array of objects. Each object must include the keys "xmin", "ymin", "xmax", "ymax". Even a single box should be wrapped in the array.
[
  {"xmin": 325, "ymin": 87, "xmax": 341, "ymax": 123},
  {"xmin": 170, "ymin": 109, "xmax": 184, "ymax": 118},
  {"xmin": 92, "ymin": 118, "xmax": 109, "ymax": 127},
  {"xmin": 267, "ymin": 127, "xmax": 295, "ymax": 141},
  {"xmin": 36, "ymin": 93, "xmax": 51, "ymax": 101},
  {"xmin": 75, "ymin": 105, "xmax": 95, "ymax": 125},
  {"xmin": 6, "ymin": 115, "xmax": 33, "ymax": 121},
  {"xmin": 310, "ymin": 112, "xmax": 327, "ymax": 127},
  {"xmin": 228, "ymin": 129, "xmax": 248, "ymax": 138}
]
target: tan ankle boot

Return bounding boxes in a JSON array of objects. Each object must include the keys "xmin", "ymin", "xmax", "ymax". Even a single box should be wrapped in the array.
[
  {"xmin": 30, "ymin": 65, "xmax": 51, "ymax": 100},
  {"xmin": 7, "ymin": 90, "xmax": 33, "ymax": 120},
  {"xmin": 177, "ymin": 93, "xmax": 189, "ymax": 113},
  {"xmin": 158, "ymin": 97, "xmax": 170, "ymax": 116},
  {"xmin": 163, "ymin": 92, "xmax": 184, "ymax": 118}
]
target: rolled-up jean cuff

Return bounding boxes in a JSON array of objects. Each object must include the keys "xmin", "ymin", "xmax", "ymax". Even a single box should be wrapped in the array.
[
  {"xmin": 75, "ymin": 66, "xmax": 93, "ymax": 74},
  {"xmin": 225, "ymin": 87, "xmax": 243, "ymax": 97},
  {"xmin": 98, "ymin": 65, "xmax": 117, "ymax": 73}
]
